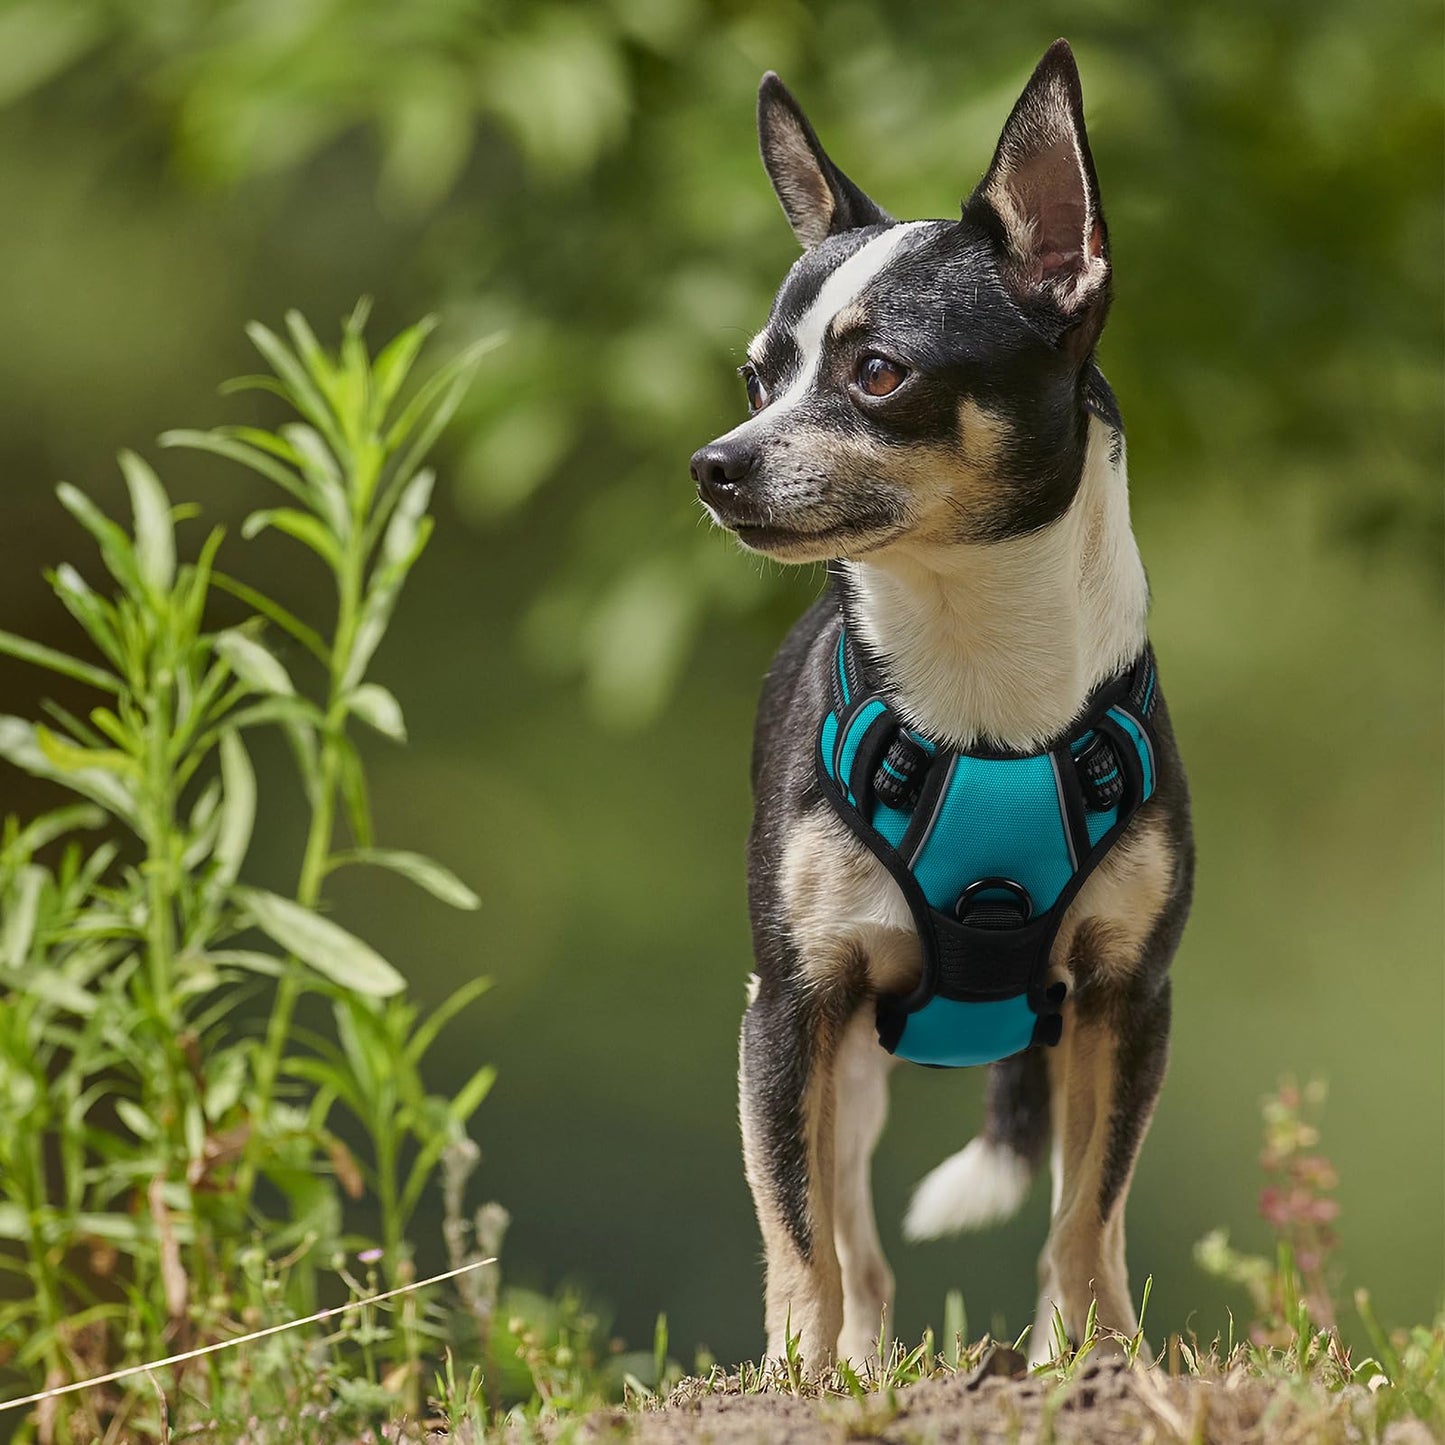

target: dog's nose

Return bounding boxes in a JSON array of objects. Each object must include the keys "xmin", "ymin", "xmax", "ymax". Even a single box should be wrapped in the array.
[{"xmin": 690, "ymin": 441, "xmax": 757, "ymax": 508}]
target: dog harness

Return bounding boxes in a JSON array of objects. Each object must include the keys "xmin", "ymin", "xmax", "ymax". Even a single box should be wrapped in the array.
[{"xmin": 815, "ymin": 628, "xmax": 1161, "ymax": 1068}]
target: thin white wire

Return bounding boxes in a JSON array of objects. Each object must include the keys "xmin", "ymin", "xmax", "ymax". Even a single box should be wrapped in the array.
[{"xmin": 0, "ymin": 1257, "xmax": 496, "ymax": 1416}]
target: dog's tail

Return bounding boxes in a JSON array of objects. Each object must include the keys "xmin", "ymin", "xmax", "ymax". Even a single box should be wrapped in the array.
[{"xmin": 903, "ymin": 1050, "xmax": 1050, "ymax": 1240}]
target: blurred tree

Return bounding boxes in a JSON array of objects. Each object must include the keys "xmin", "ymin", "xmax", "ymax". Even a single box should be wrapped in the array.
[{"xmin": 0, "ymin": 0, "xmax": 1437, "ymax": 724}]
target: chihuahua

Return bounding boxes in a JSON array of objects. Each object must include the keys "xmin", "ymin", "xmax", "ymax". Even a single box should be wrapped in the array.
[{"xmin": 690, "ymin": 41, "xmax": 1194, "ymax": 1367}]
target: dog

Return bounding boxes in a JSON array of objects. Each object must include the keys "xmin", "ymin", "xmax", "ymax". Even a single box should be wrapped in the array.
[{"xmin": 689, "ymin": 40, "xmax": 1194, "ymax": 1368}]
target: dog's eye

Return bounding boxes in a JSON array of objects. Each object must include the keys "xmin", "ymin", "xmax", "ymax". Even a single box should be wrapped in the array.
[
  {"xmin": 856, "ymin": 354, "xmax": 908, "ymax": 398},
  {"xmin": 742, "ymin": 365, "xmax": 771, "ymax": 413}
]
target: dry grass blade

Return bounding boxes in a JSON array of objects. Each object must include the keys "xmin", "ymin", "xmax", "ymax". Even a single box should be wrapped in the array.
[{"xmin": 0, "ymin": 1258, "xmax": 495, "ymax": 1418}]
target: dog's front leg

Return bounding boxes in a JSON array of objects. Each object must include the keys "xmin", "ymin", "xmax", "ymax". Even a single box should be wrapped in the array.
[
  {"xmin": 739, "ymin": 972, "xmax": 849, "ymax": 1369},
  {"xmin": 1032, "ymin": 971, "xmax": 1171, "ymax": 1363},
  {"xmin": 833, "ymin": 1007, "xmax": 895, "ymax": 1365}
]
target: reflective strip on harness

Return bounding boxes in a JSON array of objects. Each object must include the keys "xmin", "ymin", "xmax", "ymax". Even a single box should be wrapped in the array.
[{"xmin": 1107, "ymin": 706, "xmax": 1156, "ymax": 801}]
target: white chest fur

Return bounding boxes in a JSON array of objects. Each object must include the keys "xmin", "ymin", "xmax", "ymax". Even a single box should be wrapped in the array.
[{"xmin": 779, "ymin": 416, "xmax": 1167, "ymax": 995}]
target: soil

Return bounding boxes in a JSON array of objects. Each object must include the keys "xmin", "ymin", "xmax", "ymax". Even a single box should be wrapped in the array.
[{"xmin": 532, "ymin": 1356, "xmax": 1434, "ymax": 1445}]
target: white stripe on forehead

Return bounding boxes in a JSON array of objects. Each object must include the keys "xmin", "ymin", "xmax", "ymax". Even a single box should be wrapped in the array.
[{"xmin": 752, "ymin": 222, "xmax": 928, "ymax": 423}]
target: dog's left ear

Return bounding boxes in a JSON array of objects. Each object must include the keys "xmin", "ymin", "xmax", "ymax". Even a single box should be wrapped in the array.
[
  {"xmin": 758, "ymin": 72, "xmax": 891, "ymax": 248},
  {"xmin": 965, "ymin": 40, "xmax": 1110, "ymax": 333}
]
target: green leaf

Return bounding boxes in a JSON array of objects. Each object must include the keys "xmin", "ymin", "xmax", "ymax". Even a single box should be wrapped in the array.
[
  {"xmin": 281, "ymin": 424, "xmax": 349, "ymax": 538},
  {"xmin": 203, "ymin": 949, "xmax": 285, "ymax": 978},
  {"xmin": 239, "ymin": 888, "xmax": 405, "ymax": 997},
  {"xmin": 213, "ymin": 730, "xmax": 255, "ymax": 889},
  {"xmin": 342, "ymin": 472, "xmax": 434, "ymax": 690},
  {"xmin": 180, "ymin": 780, "xmax": 222, "ymax": 870},
  {"xmin": 403, "ymin": 976, "xmax": 492, "ymax": 1067},
  {"xmin": 0, "ymin": 864, "xmax": 45, "ymax": 968},
  {"xmin": 48, "ymin": 564, "xmax": 125, "ymax": 670},
  {"xmin": 115, "ymin": 1098, "xmax": 157, "ymax": 1141},
  {"xmin": 0, "ymin": 716, "xmax": 142, "ymax": 820},
  {"xmin": 246, "ymin": 321, "xmax": 345, "ymax": 455},
  {"xmin": 346, "ymin": 683, "xmax": 406, "ymax": 741},
  {"xmin": 332, "ymin": 849, "xmax": 480, "ymax": 910},
  {"xmin": 383, "ymin": 334, "xmax": 501, "ymax": 464},
  {"xmin": 218, "ymin": 694, "xmax": 324, "ymax": 735},
  {"xmin": 372, "ymin": 316, "xmax": 438, "ymax": 415},
  {"xmin": 449, "ymin": 1063, "xmax": 496, "ymax": 1124},
  {"xmin": 35, "ymin": 726, "xmax": 136, "ymax": 777},
  {"xmin": 55, "ymin": 483, "xmax": 144, "ymax": 599},
  {"xmin": 241, "ymin": 507, "xmax": 343, "ymax": 572},
  {"xmin": 0, "ymin": 629, "xmax": 120, "ymax": 694},
  {"xmin": 379, "ymin": 469, "xmax": 435, "ymax": 569},
  {"xmin": 216, "ymin": 374, "xmax": 290, "ymax": 401},
  {"xmin": 209, "ymin": 572, "xmax": 328, "ymax": 666},
  {"xmin": 214, "ymin": 630, "xmax": 295, "ymax": 698},
  {"xmin": 179, "ymin": 524, "xmax": 225, "ymax": 640},
  {"xmin": 160, "ymin": 429, "xmax": 312, "ymax": 509},
  {"xmin": 336, "ymin": 736, "xmax": 373, "ymax": 848},
  {"xmin": 87, "ymin": 708, "xmax": 130, "ymax": 750},
  {"xmin": 5, "ymin": 803, "xmax": 106, "ymax": 860},
  {"xmin": 15, "ymin": 966, "xmax": 96, "ymax": 1017},
  {"xmin": 284, "ymin": 309, "xmax": 337, "ymax": 404},
  {"xmin": 117, "ymin": 450, "xmax": 176, "ymax": 596}
]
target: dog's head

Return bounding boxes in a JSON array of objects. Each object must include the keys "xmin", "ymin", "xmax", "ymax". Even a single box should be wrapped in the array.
[{"xmin": 691, "ymin": 40, "xmax": 1117, "ymax": 563}]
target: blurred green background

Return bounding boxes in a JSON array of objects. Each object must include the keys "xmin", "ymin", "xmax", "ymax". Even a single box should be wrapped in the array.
[{"xmin": 0, "ymin": 0, "xmax": 1440, "ymax": 1365}]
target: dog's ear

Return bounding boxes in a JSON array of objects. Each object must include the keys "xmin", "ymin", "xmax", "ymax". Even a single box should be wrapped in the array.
[
  {"xmin": 757, "ymin": 73, "xmax": 891, "ymax": 248},
  {"xmin": 965, "ymin": 40, "xmax": 1110, "ymax": 330}
]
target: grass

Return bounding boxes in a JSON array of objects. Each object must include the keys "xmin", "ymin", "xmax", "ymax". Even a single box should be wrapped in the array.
[
  {"xmin": 0, "ymin": 304, "xmax": 504, "ymax": 1442},
  {"xmin": 434, "ymin": 1294, "xmax": 1442, "ymax": 1445},
  {"xmin": 411, "ymin": 1081, "xmax": 1442, "ymax": 1443}
]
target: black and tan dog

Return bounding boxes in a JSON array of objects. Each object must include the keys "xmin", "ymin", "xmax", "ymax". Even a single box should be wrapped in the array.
[{"xmin": 689, "ymin": 42, "xmax": 1194, "ymax": 1367}]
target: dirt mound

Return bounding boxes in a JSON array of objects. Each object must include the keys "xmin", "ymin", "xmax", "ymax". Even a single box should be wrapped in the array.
[{"xmin": 553, "ymin": 1357, "xmax": 1422, "ymax": 1445}]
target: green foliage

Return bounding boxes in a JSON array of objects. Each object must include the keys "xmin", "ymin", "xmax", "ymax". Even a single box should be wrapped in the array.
[
  {"xmin": 0, "ymin": 307, "xmax": 496, "ymax": 1440},
  {"xmin": 1, "ymin": 0, "xmax": 1437, "ymax": 724}
]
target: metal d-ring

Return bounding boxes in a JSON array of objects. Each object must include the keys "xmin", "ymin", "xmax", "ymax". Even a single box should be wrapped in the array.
[{"xmin": 955, "ymin": 876, "xmax": 1033, "ymax": 924}]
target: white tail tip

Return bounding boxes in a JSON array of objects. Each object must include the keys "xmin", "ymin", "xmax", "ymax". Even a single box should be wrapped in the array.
[{"xmin": 903, "ymin": 1137, "xmax": 1032, "ymax": 1241}]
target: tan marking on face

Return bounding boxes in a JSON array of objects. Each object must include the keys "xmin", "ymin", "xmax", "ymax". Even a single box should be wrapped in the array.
[
  {"xmin": 828, "ymin": 299, "xmax": 868, "ymax": 338},
  {"xmin": 848, "ymin": 399, "xmax": 1014, "ymax": 548},
  {"xmin": 779, "ymin": 811, "xmax": 921, "ymax": 996},
  {"xmin": 958, "ymin": 398, "xmax": 1009, "ymax": 472},
  {"xmin": 1050, "ymin": 813, "xmax": 1175, "ymax": 990}
]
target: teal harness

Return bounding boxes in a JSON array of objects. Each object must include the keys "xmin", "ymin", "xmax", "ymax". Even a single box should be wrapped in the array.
[{"xmin": 816, "ymin": 630, "xmax": 1160, "ymax": 1067}]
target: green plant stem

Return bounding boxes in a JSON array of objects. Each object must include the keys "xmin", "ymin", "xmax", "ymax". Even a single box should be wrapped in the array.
[
  {"xmin": 242, "ymin": 488, "xmax": 366, "ymax": 1204},
  {"xmin": 142, "ymin": 673, "xmax": 178, "ymax": 1032},
  {"xmin": 26, "ymin": 1130, "xmax": 69, "ymax": 1395}
]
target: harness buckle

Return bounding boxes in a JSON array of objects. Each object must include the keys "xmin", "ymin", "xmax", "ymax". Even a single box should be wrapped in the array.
[
  {"xmin": 1075, "ymin": 733, "xmax": 1124, "ymax": 811},
  {"xmin": 873, "ymin": 731, "xmax": 928, "ymax": 810},
  {"xmin": 955, "ymin": 877, "xmax": 1032, "ymax": 930}
]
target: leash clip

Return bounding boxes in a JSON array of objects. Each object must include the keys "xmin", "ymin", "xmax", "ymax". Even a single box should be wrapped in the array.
[{"xmin": 955, "ymin": 877, "xmax": 1032, "ymax": 930}]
